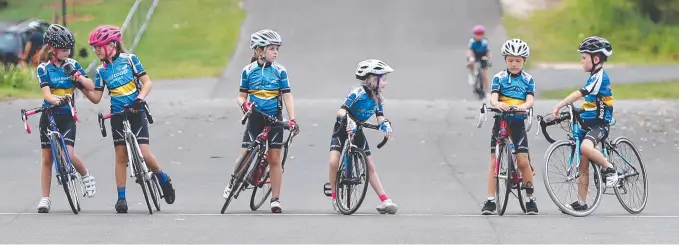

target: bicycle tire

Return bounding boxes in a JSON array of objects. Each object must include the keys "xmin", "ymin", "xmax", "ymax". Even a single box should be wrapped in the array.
[
  {"xmin": 498, "ymin": 142, "xmax": 513, "ymax": 216},
  {"xmin": 543, "ymin": 140, "xmax": 604, "ymax": 217},
  {"xmin": 493, "ymin": 142, "xmax": 508, "ymax": 215},
  {"xmin": 335, "ymin": 147, "xmax": 370, "ymax": 215},
  {"xmin": 130, "ymin": 139, "xmax": 154, "ymax": 214},
  {"xmin": 250, "ymin": 164, "xmax": 272, "ymax": 211},
  {"xmin": 147, "ymin": 175, "xmax": 162, "ymax": 211},
  {"xmin": 54, "ymin": 136, "xmax": 80, "ymax": 214},
  {"xmin": 221, "ymin": 145, "xmax": 261, "ymax": 214},
  {"xmin": 611, "ymin": 137, "xmax": 648, "ymax": 214}
]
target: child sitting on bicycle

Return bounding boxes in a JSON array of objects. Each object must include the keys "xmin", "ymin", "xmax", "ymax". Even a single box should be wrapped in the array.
[
  {"xmin": 482, "ymin": 38, "xmax": 538, "ymax": 215},
  {"xmin": 223, "ymin": 29, "xmax": 298, "ymax": 213},
  {"xmin": 327, "ymin": 59, "xmax": 398, "ymax": 214},
  {"xmin": 34, "ymin": 24, "xmax": 97, "ymax": 213},
  {"xmin": 467, "ymin": 25, "xmax": 492, "ymax": 99},
  {"xmin": 83, "ymin": 25, "xmax": 176, "ymax": 213},
  {"xmin": 551, "ymin": 36, "xmax": 618, "ymax": 211}
]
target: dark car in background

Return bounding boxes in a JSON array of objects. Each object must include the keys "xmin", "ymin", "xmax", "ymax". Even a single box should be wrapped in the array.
[{"xmin": 0, "ymin": 19, "xmax": 50, "ymax": 66}]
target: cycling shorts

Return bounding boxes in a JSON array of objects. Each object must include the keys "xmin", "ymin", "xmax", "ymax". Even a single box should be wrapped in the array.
[
  {"xmin": 39, "ymin": 113, "xmax": 76, "ymax": 149},
  {"xmin": 580, "ymin": 123, "xmax": 609, "ymax": 146},
  {"xmin": 490, "ymin": 117, "xmax": 528, "ymax": 154},
  {"xmin": 474, "ymin": 53, "xmax": 489, "ymax": 69},
  {"xmin": 329, "ymin": 121, "xmax": 371, "ymax": 156},
  {"xmin": 110, "ymin": 112, "xmax": 150, "ymax": 147},
  {"xmin": 241, "ymin": 110, "xmax": 284, "ymax": 149}
]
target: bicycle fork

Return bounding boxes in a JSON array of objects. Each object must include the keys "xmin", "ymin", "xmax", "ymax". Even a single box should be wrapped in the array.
[{"xmin": 126, "ymin": 135, "xmax": 152, "ymax": 182}]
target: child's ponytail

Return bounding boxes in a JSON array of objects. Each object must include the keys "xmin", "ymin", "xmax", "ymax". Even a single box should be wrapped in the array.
[{"xmin": 38, "ymin": 45, "xmax": 53, "ymax": 63}]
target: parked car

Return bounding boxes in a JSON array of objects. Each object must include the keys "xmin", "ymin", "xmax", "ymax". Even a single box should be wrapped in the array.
[{"xmin": 0, "ymin": 19, "xmax": 50, "ymax": 66}]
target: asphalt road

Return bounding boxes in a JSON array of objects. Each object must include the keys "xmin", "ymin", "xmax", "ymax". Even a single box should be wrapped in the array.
[{"xmin": 2, "ymin": 0, "xmax": 679, "ymax": 243}]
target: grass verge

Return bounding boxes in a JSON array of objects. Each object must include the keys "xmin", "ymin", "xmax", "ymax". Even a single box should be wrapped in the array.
[
  {"xmin": 541, "ymin": 80, "xmax": 679, "ymax": 100},
  {"xmin": 0, "ymin": 65, "xmax": 42, "ymax": 101},
  {"xmin": 503, "ymin": 0, "xmax": 679, "ymax": 65},
  {"xmin": 132, "ymin": 0, "xmax": 245, "ymax": 79}
]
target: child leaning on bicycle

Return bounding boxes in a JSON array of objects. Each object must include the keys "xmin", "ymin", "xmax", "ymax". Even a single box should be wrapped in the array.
[
  {"xmin": 34, "ymin": 24, "xmax": 98, "ymax": 213},
  {"xmin": 327, "ymin": 59, "xmax": 398, "ymax": 214},
  {"xmin": 223, "ymin": 29, "xmax": 299, "ymax": 213},
  {"xmin": 82, "ymin": 25, "xmax": 176, "ymax": 213},
  {"xmin": 550, "ymin": 36, "xmax": 618, "ymax": 211},
  {"xmin": 482, "ymin": 38, "xmax": 539, "ymax": 215}
]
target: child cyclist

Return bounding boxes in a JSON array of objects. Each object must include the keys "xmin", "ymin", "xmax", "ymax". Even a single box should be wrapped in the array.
[
  {"xmin": 482, "ymin": 39, "xmax": 538, "ymax": 215},
  {"xmin": 82, "ymin": 25, "xmax": 176, "ymax": 213},
  {"xmin": 223, "ymin": 29, "xmax": 299, "ymax": 213},
  {"xmin": 327, "ymin": 59, "xmax": 398, "ymax": 214},
  {"xmin": 467, "ymin": 25, "xmax": 492, "ymax": 99},
  {"xmin": 551, "ymin": 36, "xmax": 618, "ymax": 211},
  {"xmin": 34, "ymin": 24, "xmax": 97, "ymax": 213}
]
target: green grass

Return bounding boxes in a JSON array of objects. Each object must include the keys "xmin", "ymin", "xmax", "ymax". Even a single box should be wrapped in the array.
[
  {"xmin": 503, "ymin": 0, "xmax": 679, "ymax": 65},
  {"xmin": 541, "ymin": 80, "xmax": 679, "ymax": 99},
  {"xmin": 0, "ymin": 65, "xmax": 42, "ymax": 101}
]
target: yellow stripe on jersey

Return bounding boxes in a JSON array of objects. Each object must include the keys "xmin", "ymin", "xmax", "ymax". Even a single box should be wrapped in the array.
[
  {"xmin": 582, "ymin": 96, "xmax": 614, "ymax": 110},
  {"xmin": 109, "ymin": 80, "xmax": 138, "ymax": 96},
  {"xmin": 51, "ymin": 88, "xmax": 74, "ymax": 96},
  {"xmin": 249, "ymin": 89, "xmax": 279, "ymax": 99},
  {"xmin": 499, "ymin": 95, "xmax": 525, "ymax": 106}
]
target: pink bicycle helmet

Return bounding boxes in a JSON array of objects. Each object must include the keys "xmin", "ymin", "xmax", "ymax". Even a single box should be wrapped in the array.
[
  {"xmin": 472, "ymin": 25, "xmax": 485, "ymax": 35},
  {"xmin": 89, "ymin": 25, "xmax": 122, "ymax": 46}
]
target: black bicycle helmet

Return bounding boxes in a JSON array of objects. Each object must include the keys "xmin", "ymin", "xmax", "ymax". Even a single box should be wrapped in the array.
[
  {"xmin": 43, "ymin": 24, "xmax": 75, "ymax": 49},
  {"xmin": 578, "ymin": 36, "xmax": 612, "ymax": 61}
]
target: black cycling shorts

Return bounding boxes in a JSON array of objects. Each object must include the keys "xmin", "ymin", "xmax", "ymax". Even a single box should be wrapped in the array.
[
  {"xmin": 490, "ymin": 117, "xmax": 528, "ymax": 154},
  {"xmin": 241, "ymin": 111, "xmax": 284, "ymax": 149},
  {"xmin": 329, "ymin": 121, "xmax": 371, "ymax": 156},
  {"xmin": 39, "ymin": 113, "xmax": 76, "ymax": 149},
  {"xmin": 474, "ymin": 53, "xmax": 489, "ymax": 69},
  {"xmin": 581, "ymin": 123, "xmax": 609, "ymax": 146},
  {"xmin": 110, "ymin": 112, "xmax": 150, "ymax": 147}
]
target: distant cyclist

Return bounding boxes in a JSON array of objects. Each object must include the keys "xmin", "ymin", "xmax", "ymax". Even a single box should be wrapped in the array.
[
  {"xmin": 34, "ymin": 24, "xmax": 97, "ymax": 213},
  {"xmin": 550, "ymin": 36, "xmax": 618, "ymax": 211},
  {"xmin": 466, "ymin": 25, "xmax": 492, "ymax": 99},
  {"xmin": 223, "ymin": 29, "xmax": 299, "ymax": 213},
  {"xmin": 326, "ymin": 59, "xmax": 398, "ymax": 214},
  {"xmin": 482, "ymin": 38, "xmax": 538, "ymax": 215},
  {"xmin": 83, "ymin": 25, "xmax": 176, "ymax": 213}
]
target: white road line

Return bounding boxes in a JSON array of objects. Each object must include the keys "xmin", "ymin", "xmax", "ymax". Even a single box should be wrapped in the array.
[{"xmin": 0, "ymin": 212, "xmax": 678, "ymax": 218}]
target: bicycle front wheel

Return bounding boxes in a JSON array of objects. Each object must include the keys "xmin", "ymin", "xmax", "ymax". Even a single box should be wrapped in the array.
[
  {"xmin": 496, "ymin": 142, "xmax": 512, "ymax": 216},
  {"xmin": 221, "ymin": 145, "xmax": 261, "ymax": 214},
  {"xmin": 335, "ymin": 147, "xmax": 370, "ymax": 215},
  {"xmin": 53, "ymin": 136, "xmax": 80, "ymax": 214},
  {"xmin": 543, "ymin": 140, "xmax": 604, "ymax": 217},
  {"xmin": 610, "ymin": 137, "xmax": 648, "ymax": 214},
  {"xmin": 250, "ymin": 164, "xmax": 272, "ymax": 211}
]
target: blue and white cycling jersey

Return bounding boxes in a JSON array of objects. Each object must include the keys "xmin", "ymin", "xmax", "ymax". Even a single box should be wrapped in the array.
[
  {"xmin": 491, "ymin": 70, "xmax": 535, "ymax": 119},
  {"xmin": 341, "ymin": 86, "xmax": 384, "ymax": 122},
  {"xmin": 94, "ymin": 53, "xmax": 147, "ymax": 113},
  {"xmin": 468, "ymin": 37, "xmax": 490, "ymax": 57},
  {"xmin": 36, "ymin": 58, "xmax": 87, "ymax": 114},
  {"xmin": 239, "ymin": 61, "xmax": 291, "ymax": 117},
  {"xmin": 579, "ymin": 68, "xmax": 613, "ymax": 126}
]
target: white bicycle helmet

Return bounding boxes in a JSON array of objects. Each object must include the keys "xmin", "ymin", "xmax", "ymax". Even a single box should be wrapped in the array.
[
  {"xmin": 250, "ymin": 29, "xmax": 283, "ymax": 50},
  {"xmin": 355, "ymin": 59, "xmax": 394, "ymax": 79},
  {"xmin": 501, "ymin": 39, "xmax": 530, "ymax": 58}
]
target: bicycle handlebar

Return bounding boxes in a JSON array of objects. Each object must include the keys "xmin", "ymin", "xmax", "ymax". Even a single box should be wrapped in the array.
[
  {"xmin": 535, "ymin": 104, "xmax": 585, "ymax": 144},
  {"xmin": 97, "ymin": 100, "xmax": 154, "ymax": 138},
  {"xmin": 476, "ymin": 103, "xmax": 533, "ymax": 132},
  {"xmin": 20, "ymin": 95, "xmax": 74, "ymax": 135},
  {"xmin": 331, "ymin": 117, "xmax": 389, "ymax": 149}
]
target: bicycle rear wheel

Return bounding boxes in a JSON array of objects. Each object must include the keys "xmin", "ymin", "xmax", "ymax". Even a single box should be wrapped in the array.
[
  {"xmin": 147, "ymin": 175, "xmax": 162, "ymax": 211},
  {"xmin": 610, "ymin": 137, "xmax": 648, "ymax": 214},
  {"xmin": 543, "ymin": 140, "xmax": 603, "ymax": 217},
  {"xmin": 221, "ymin": 145, "xmax": 261, "ymax": 214},
  {"xmin": 335, "ymin": 147, "xmax": 370, "ymax": 215},
  {"xmin": 250, "ymin": 164, "xmax": 272, "ymax": 211},
  {"xmin": 53, "ymin": 136, "xmax": 80, "ymax": 214}
]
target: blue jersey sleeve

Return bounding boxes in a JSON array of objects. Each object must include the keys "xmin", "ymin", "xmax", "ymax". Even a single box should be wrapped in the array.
[
  {"xmin": 579, "ymin": 75, "xmax": 600, "ymax": 96},
  {"xmin": 527, "ymin": 77, "xmax": 535, "ymax": 95},
  {"xmin": 279, "ymin": 70, "xmax": 291, "ymax": 93},
  {"xmin": 239, "ymin": 69, "xmax": 249, "ymax": 93},
  {"xmin": 36, "ymin": 65, "xmax": 49, "ymax": 88},
  {"xmin": 94, "ymin": 67, "xmax": 105, "ymax": 91},
  {"xmin": 342, "ymin": 91, "xmax": 358, "ymax": 109},
  {"xmin": 491, "ymin": 75, "xmax": 501, "ymax": 93},
  {"xmin": 128, "ymin": 54, "xmax": 147, "ymax": 77}
]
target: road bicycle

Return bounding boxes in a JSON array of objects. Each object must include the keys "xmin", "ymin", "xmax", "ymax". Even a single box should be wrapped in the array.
[
  {"xmin": 536, "ymin": 103, "xmax": 648, "ymax": 217},
  {"xmin": 20, "ymin": 95, "xmax": 84, "ymax": 214},
  {"xmin": 469, "ymin": 56, "xmax": 491, "ymax": 100},
  {"xmin": 97, "ymin": 101, "xmax": 164, "ymax": 215},
  {"xmin": 220, "ymin": 105, "xmax": 298, "ymax": 214},
  {"xmin": 322, "ymin": 119, "xmax": 389, "ymax": 215},
  {"xmin": 476, "ymin": 103, "xmax": 534, "ymax": 215}
]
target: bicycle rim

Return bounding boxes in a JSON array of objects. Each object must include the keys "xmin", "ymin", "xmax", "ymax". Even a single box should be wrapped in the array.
[
  {"xmin": 495, "ymin": 143, "xmax": 508, "ymax": 215},
  {"xmin": 250, "ymin": 164, "xmax": 272, "ymax": 211},
  {"xmin": 131, "ymin": 139, "xmax": 153, "ymax": 214},
  {"xmin": 55, "ymin": 139, "xmax": 80, "ymax": 215},
  {"xmin": 221, "ymin": 145, "xmax": 260, "ymax": 214},
  {"xmin": 543, "ymin": 140, "xmax": 603, "ymax": 217},
  {"xmin": 499, "ymin": 142, "xmax": 513, "ymax": 216},
  {"xmin": 611, "ymin": 137, "xmax": 648, "ymax": 214},
  {"xmin": 336, "ymin": 148, "xmax": 370, "ymax": 215},
  {"xmin": 147, "ymin": 175, "xmax": 161, "ymax": 211}
]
